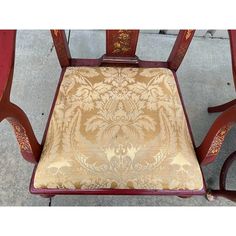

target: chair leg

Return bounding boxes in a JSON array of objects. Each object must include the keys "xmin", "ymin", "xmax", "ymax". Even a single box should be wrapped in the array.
[
  {"xmin": 206, "ymin": 151, "xmax": 236, "ymax": 202},
  {"xmin": 208, "ymin": 99, "xmax": 236, "ymax": 113}
]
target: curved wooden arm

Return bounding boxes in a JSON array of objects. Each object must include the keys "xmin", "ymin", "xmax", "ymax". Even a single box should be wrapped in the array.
[
  {"xmin": 0, "ymin": 103, "xmax": 41, "ymax": 163},
  {"xmin": 196, "ymin": 105, "xmax": 236, "ymax": 165},
  {"xmin": 51, "ymin": 30, "xmax": 71, "ymax": 67},
  {"xmin": 0, "ymin": 30, "xmax": 41, "ymax": 163},
  {"xmin": 167, "ymin": 30, "xmax": 195, "ymax": 72}
]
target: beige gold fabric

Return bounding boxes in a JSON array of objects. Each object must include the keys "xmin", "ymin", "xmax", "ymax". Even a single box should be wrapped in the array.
[{"xmin": 34, "ymin": 67, "xmax": 203, "ymax": 190}]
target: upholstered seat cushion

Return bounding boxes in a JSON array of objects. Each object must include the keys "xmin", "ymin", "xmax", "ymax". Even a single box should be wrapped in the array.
[{"xmin": 34, "ymin": 67, "xmax": 203, "ymax": 190}]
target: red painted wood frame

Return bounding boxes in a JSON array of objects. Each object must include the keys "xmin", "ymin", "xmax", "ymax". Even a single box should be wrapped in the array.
[{"xmin": 0, "ymin": 30, "xmax": 235, "ymax": 201}]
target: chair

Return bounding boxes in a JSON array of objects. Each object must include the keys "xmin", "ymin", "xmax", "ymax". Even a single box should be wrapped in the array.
[{"xmin": 0, "ymin": 30, "xmax": 235, "ymax": 202}]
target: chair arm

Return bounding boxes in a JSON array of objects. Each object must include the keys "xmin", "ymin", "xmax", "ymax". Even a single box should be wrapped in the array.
[
  {"xmin": 0, "ymin": 103, "xmax": 41, "ymax": 163},
  {"xmin": 196, "ymin": 105, "xmax": 236, "ymax": 165},
  {"xmin": 167, "ymin": 30, "xmax": 195, "ymax": 72},
  {"xmin": 0, "ymin": 30, "xmax": 41, "ymax": 164}
]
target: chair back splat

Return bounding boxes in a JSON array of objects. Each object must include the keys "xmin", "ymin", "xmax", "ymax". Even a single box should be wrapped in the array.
[
  {"xmin": 103, "ymin": 30, "xmax": 140, "ymax": 65},
  {"xmin": 106, "ymin": 30, "xmax": 139, "ymax": 57}
]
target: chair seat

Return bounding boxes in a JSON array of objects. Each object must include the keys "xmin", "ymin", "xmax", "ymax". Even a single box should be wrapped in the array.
[{"xmin": 34, "ymin": 67, "xmax": 203, "ymax": 191}]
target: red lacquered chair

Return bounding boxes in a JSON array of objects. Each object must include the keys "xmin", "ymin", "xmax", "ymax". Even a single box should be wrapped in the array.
[{"xmin": 0, "ymin": 30, "xmax": 235, "ymax": 202}]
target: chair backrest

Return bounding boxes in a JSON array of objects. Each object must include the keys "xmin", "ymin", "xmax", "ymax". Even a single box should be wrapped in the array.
[{"xmin": 51, "ymin": 30, "xmax": 195, "ymax": 71}]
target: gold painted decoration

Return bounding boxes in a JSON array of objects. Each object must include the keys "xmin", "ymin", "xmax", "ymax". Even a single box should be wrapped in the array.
[
  {"xmin": 7, "ymin": 118, "xmax": 32, "ymax": 153},
  {"xmin": 112, "ymin": 30, "xmax": 132, "ymax": 54},
  {"xmin": 207, "ymin": 124, "xmax": 232, "ymax": 156}
]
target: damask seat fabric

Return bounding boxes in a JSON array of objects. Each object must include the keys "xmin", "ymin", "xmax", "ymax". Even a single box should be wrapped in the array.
[{"xmin": 34, "ymin": 67, "xmax": 203, "ymax": 190}]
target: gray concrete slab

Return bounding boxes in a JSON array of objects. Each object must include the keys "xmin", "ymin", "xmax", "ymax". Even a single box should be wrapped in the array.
[
  {"xmin": 69, "ymin": 30, "xmax": 106, "ymax": 58},
  {"xmin": 0, "ymin": 30, "xmax": 235, "ymax": 206}
]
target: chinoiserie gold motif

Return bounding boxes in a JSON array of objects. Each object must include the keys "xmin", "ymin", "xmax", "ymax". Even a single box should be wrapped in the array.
[
  {"xmin": 112, "ymin": 30, "xmax": 132, "ymax": 54},
  {"xmin": 34, "ymin": 67, "xmax": 203, "ymax": 190},
  {"xmin": 207, "ymin": 124, "xmax": 232, "ymax": 156},
  {"xmin": 7, "ymin": 118, "xmax": 32, "ymax": 153}
]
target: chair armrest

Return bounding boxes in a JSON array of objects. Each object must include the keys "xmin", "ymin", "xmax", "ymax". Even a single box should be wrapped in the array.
[
  {"xmin": 0, "ymin": 30, "xmax": 41, "ymax": 163},
  {"xmin": 167, "ymin": 30, "xmax": 195, "ymax": 72},
  {"xmin": 196, "ymin": 105, "xmax": 236, "ymax": 165}
]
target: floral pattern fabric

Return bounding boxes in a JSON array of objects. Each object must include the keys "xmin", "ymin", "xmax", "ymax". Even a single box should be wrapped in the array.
[{"xmin": 34, "ymin": 67, "xmax": 203, "ymax": 190}]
